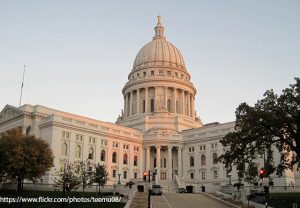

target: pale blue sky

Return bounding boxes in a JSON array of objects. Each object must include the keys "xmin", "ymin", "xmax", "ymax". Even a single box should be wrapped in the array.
[{"xmin": 0, "ymin": 0, "xmax": 299, "ymax": 124}]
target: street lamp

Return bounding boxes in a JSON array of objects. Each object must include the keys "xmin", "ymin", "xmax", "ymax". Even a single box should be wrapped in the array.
[
  {"xmin": 118, "ymin": 173, "xmax": 121, "ymax": 185},
  {"xmin": 228, "ymin": 172, "xmax": 232, "ymax": 185}
]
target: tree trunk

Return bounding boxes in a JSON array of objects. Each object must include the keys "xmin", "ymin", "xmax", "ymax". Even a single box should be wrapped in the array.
[{"xmin": 17, "ymin": 177, "xmax": 22, "ymax": 194}]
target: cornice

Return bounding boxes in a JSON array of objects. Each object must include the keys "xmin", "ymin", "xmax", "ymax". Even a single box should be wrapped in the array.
[{"xmin": 122, "ymin": 78, "xmax": 196, "ymax": 95}]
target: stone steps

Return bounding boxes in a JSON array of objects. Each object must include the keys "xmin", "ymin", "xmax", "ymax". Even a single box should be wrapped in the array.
[{"xmin": 130, "ymin": 192, "xmax": 149, "ymax": 208}]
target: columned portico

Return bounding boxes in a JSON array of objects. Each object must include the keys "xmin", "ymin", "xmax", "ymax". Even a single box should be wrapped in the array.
[
  {"xmin": 178, "ymin": 147, "xmax": 182, "ymax": 176},
  {"xmin": 168, "ymin": 146, "xmax": 172, "ymax": 180},
  {"xmin": 156, "ymin": 145, "xmax": 161, "ymax": 181},
  {"xmin": 146, "ymin": 146, "xmax": 150, "ymax": 171}
]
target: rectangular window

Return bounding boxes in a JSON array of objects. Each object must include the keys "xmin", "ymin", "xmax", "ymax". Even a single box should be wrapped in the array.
[
  {"xmin": 62, "ymin": 131, "xmax": 70, "ymax": 139},
  {"xmin": 112, "ymin": 170, "xmax": 116, "ymax": 178},
  {"xmin": 201, "ymin": 171, "xmax": 206, "ymax": 180},
  {"xmin": 151, "ymin": 71, "xmax": 154, "ymax": 76},
  {"xmin": 124, "ymin": 171, "xmax": 127, "ymax": 179},
  {"xmin": 213, "ymin": 170, "xmax": 218, "ymax": 179},
  {"xmin": 143, "ymin": 72, "xmax": 146, "ymax": 77},
  {"xmin": 175, "ymin": 72, "xmax": 178, "ymax": 77},
  {"xmin": 134, "ymin": 172, "xmax": 137, "ymax": 179},
  {"xmin": 190, "ymin": 172, "xmax": 194, "ymax": 179}
]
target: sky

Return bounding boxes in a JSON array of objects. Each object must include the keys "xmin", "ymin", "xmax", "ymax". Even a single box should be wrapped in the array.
[{"xmin": 0, "ymin": 0, "xmax": 299, "ymax": 124}]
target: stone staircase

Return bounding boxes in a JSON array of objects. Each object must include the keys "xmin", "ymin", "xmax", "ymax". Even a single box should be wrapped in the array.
[{"xmin": 130, "ymin": 192, "xmax": 148, "ymax": 208}]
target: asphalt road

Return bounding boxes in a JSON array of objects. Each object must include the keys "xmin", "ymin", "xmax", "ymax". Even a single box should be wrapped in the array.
[{"xmin": 151, "ymin": 193, "xmax": 233, "ymax": 208}]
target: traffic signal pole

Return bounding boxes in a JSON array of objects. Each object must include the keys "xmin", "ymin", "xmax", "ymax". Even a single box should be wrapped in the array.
[{"xmin": 148, "ymin": 170, "xmax": 151, "ymax": 208}]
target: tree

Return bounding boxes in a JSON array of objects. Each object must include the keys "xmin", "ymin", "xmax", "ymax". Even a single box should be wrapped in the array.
[
  {"xmin": 93, "ymin": 163, "xmax": 109, "ymax": 195},
  {"xmin": 54, "ymin": 163, "xmax": 80, "ymax": 192},
  {"xmin": 75, "ymin": 160, "xmax": 94, "ymax": 192},
  {"xmin": 0, "ymin": 127, "xmax": 54, "ymax": 193},
  {"xmin": 219, "ymin": 78, "xmax": 300, "ymax": 179},
  {"xmin": 244, "ymin": 161, "xmax": 258, "ymax": 187}
]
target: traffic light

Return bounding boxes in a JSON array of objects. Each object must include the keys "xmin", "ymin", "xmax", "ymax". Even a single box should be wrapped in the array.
[
  {"xmin": 143, "ymin": 171, "xmax": 147, "ymax": 181},
  {"xmin": 259, "ymin": 168, "xmax": 266, "ymax": 178}
]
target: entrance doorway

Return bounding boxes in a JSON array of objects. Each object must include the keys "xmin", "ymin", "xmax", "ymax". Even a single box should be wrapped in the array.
[{"xmin": 186, "ymin": 185, "xmax": 194, "ymax": 193}]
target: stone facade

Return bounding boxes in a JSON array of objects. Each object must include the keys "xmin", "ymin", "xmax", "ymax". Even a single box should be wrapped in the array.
[{"xmin": 0, "ymin": 17, "xmax": 299, "ymax": 192}]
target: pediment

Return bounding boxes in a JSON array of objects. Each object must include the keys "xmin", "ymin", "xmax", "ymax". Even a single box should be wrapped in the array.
[{"xmin": 0, "ymin": 105, "xmax": 24, "ymax": 122}]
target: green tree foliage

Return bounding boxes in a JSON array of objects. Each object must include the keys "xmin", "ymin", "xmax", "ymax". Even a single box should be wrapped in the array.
[
  {"xmin": 220, "ymin": 78, "xmax": 300, "ymax": 178},
  {"xmin": 75, "ymin": 160, "xmax": 94, "ymax": 192},
  {"xmin": 93, "ymin": 163, "xmax": 109, "ymax": 194},
  {"xmin": 0, "ymin": 127, "xmax": 54, "ymax": 192},
  {"xmin": 54, "ymin": 163, "xmax": 80, "ymax": 192},
  {"xmin": 244, "ymin": 161, "xmax": 258, "ymax": 185}
]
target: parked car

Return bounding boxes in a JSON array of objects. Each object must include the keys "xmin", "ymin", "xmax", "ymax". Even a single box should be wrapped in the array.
[
  {"xmin": 151, "ymin": 185, "xmax": 162, "ymax": 195},
  {"xmin": 177, "ymin": 188, "xmax": 186, "ymax": 193}
]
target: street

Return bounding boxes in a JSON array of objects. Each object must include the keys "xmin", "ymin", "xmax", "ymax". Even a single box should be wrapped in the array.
[{"xmin": 151, "ymin": 193, "xmax": 233, "ymax": 208}]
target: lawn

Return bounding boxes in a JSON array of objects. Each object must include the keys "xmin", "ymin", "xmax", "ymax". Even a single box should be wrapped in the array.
[
  {"xmin": 267, "ymin": 193, "xmax": 300, "ymax": 208},
  {"xmin": 0, "ymin": 190, "xmax": 126, "ymax": 208}
]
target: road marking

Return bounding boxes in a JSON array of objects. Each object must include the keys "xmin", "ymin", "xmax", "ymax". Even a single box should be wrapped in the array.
[{"xmin": 162, "ymin": 194, "xmax": 173, "ymax": 208}]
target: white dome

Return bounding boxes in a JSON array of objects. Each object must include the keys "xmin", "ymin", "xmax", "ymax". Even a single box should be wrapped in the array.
[
  {"xmin": 132, "ymin": 18, "xmax": 186, "ymax": 72},
  {"xmin": 133, "ymin": 39, "xmax": 186, "ymax": 71}
]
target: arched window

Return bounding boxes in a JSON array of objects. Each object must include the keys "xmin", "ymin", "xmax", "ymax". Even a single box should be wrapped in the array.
[
  {"xmin": 161, "ymin": 157, "xmax": 167, "ymax": 168},
  {"xmin": 61, "ymin": 142, "xmax": 68, "ymax": 156},
  {"xmin": 150, "ymin": 99, "xmax": 154, "ymax": 112},
  {"xmin": 123, "ymin": 154, "xmax": 128, "ymax": 165},
  {"xmin": 190, "ymin": 156, "xmax": 194, "ymax": 167},
  {"xmin": 88, "ymin": 147, "xmax": 94, "ymax": 160},
  {"xmin": 100, "ymin": 149, "xmax": 105, "ymax": 161},
  {"xmin": 167, "ymin": 99, "xmax": 171, "ymax": 112},
  {"xmin": 142, "ymin": 99, "xmax": 146, "ymax": 113},
  {"xmin": 153, "ymin": 157, "xmax": 157, "ymax": 168},
  {"xmin": 75, "ymin": 145, "xmax": 81, "ymax": 158},
  {"xmin": 134, "ymin": 155, "xmax": 138, "ymax": 166},
  {"xmin": 201, "ymin": 155, "xmax": 206, "ymax": 166},
  {"xmin": 112, "ymin": 152, "xmax": 117, "ymax": 163},
  {"xmin": 213, "ymin": 153, "xmax": 218, "ymax": 164}
]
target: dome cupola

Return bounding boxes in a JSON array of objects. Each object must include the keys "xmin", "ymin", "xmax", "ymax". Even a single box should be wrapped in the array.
[
  {"xmin": 117, "ymin": 16, "xmax": 202, "ymax": 132},
  {"xmin": 132, "ymin": 16, "xmax": 186, "ymax": 72}
]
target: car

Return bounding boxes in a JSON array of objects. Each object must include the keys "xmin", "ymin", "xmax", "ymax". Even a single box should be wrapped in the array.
[
  {"xmin": 151, "ymin": 185, "xmax": 163, "ymax": 195},
  {"xmin": 177, "ymin": 188, "xmax": 186, "ymax": 193}
]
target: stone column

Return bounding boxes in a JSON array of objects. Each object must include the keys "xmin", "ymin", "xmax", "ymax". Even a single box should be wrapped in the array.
[
  {"xmin": 173, "ymin": 88, "xmax": 176, "ymax": 113},
  {"xmin": 146, "ymin": 147, "xmax": 150, "ymax": 171},
  {"xmin": 125, "ymin": 93, "xmax": 129, "ymax": 117},
  {"xmin": 136, "ymin": 89, "xmax": 140, "ymax": 114},
  {"xmin": 156, "ymin": 146, "xmax": 161, "ymax": 181},
  {"xmin": 168, "ymin": 146, "xmax": 172, "ymax": 180},
  {"xmin": 191, "ymin": 96, "xmax": 195, "ymax": 118},
  {"xmin": 164, "ymin": 86, "xmax": 168, "ymax": 110},
  {"xmin": 145, "ymin": 87, "xmax": 148, "ymax": 113},
  {"xmin": 129, "ymin": 91, "xmax": 133, "ymax": 116},
  {"xmin": 178, "ymin": 147, "xmax": 182, "ymax": 177},
  {"xmin": 187, "ymin": 92, "xmax": 190, "ymax": 116},
  {"xmin": 123, "ymin": 94, "xmax": 126, "ymax": 117},
  {"xmin": 181, "ymin": 90, "xmax": 185, "ymax": 115},
  {"xmin": 154, "ymin": 87, "xmax": 158, "ymax": 111}
]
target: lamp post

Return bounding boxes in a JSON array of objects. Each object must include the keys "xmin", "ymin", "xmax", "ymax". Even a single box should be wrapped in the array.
[
  {"xmin": 228, "ymin": 172, "xmax": 232, "ymax": 185},
  {"xmin": 118, "ymin": 173, "xmax": 121, "ymax": 185}
]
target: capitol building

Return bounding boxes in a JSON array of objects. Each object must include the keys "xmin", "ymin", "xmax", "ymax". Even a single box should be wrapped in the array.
[{"xmin": 0, "ymin": 17, "xmax": 298, "ymax": 192}]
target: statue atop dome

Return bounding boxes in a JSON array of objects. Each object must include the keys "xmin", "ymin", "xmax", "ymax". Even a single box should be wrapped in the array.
[{"xmin": 157, "ymin": 15, "xmax": 161, "ymax": 25}]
